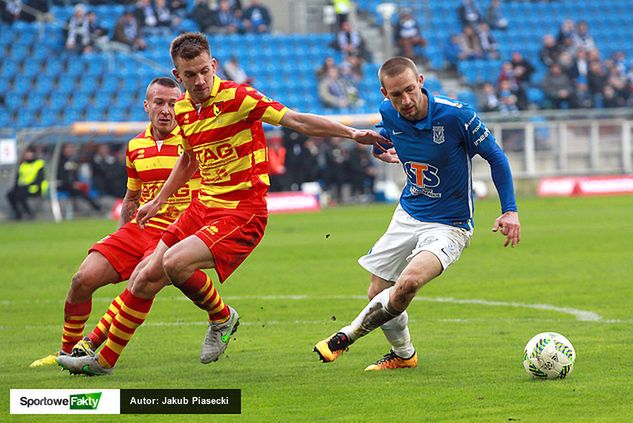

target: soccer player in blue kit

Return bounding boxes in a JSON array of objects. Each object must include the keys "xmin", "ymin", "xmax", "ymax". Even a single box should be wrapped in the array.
[{"xmin": 314, "ymin": 57, "xmax": 521, "ymax": 371}]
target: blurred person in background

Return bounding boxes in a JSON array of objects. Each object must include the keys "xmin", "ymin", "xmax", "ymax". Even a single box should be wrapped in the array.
[{"xmin": 6, "ymin": 146, "xmax": 47, "ymax": 220}]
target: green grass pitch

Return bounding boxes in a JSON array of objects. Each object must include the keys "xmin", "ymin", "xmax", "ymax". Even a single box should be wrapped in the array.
[{"xmin": 1, "ymin": 195, "xmax": 632, "ymax": 421}]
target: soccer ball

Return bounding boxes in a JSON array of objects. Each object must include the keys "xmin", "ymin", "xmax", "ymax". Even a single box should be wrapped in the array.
[{"xmin": 523, "ymin": 332, "xmax": 576, "ymax": 379}]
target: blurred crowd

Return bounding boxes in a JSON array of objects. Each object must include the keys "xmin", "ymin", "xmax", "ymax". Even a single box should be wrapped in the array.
[
  {"xmin": 5, "ymin": 131, "xmax": 377, "ymax": 220},
  {"xmin": 5, "ymin": 142, "xmax": 126, "ymax": 220}
]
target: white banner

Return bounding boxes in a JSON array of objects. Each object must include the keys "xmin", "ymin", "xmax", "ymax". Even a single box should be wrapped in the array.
[
  {"xmin": 0, "ymin": 139, "xmax": 17, "ymax": 165},
  {"xmin": 10, "ymin": 389, "xmax": 120, "ymax": 414}
]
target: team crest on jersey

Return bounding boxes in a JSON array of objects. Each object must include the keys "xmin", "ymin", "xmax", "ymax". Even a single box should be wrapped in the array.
[
  {"xmin": 213, "ymin": 104, "xmax": 221, "ymax": 117},
  {"xmin": 433, "ymin": 126, "xmax": 445, "ymax": 144}
]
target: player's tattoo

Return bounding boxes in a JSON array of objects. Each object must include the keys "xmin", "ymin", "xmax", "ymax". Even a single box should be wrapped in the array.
[{"xmin": 119, "ymin": 190, "xmax": 142, "ymax": 226}]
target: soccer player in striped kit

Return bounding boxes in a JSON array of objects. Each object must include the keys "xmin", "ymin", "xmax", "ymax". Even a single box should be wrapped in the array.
[
  {"xmin": 57, "ymin": 32, "xmax": 388, "ymax": 375},
  {"xmin": 314, "ymin": 57, "xmax": 521, "ymax": 371},
  {"xmin": 31, "ymin": 77, "xmax": 200, "ymax": 368}
]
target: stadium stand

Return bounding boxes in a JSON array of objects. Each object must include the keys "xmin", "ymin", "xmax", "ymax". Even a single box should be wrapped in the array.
[{"xmin": 1, "ymin": 0, "xmax": 631, "ymax": 133}]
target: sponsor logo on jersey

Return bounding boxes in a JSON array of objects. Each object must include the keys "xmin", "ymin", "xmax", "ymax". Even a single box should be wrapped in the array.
[{"xmin": 403, "ymin": 161, "xmax": 442, "ymax": 198}]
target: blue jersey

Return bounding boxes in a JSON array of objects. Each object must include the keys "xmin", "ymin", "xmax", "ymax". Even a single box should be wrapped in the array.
[{"xmin": 377, "ymin": 88, "xmax": 517, "ymax": 230}]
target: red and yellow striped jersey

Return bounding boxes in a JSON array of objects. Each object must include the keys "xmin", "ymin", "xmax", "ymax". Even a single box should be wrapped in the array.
[
  {"xmin": 175, "ymin": 77, "xmax": 288, "ymax": 212},
  {"xmin": 126, "ymin": 123, "xmax": 201, "ymax": 231}
]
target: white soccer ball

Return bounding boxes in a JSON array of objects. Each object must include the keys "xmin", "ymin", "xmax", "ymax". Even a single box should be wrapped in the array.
[{"xmin": 523, "ymin": 332, "xmax": 576, "ymax": 379}]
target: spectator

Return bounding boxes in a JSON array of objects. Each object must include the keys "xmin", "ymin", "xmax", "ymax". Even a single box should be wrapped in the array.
[
  {"xmin": 318, "ymin": 67, "xmax": 351, "ymax": 109},
  {"xmin": 478, "ymin": 82, "xmax": 500, "ymax": 112},
  {"xmin": 222, "ymin": 56, "xmax": 253, "ymax": 84},
  {"xmin": 268, "ymin": 136, "xmax": 287, "ymax": 192},
  {"xmin": 90, "ymin": 144, "xmax": 120, "ymax": 197},
  {"xmin": 154, "ymin": 0, "xmax": 179, "ymax": 30},
  {"xmin": 214, "ymin": 0, "xmax": 241, "ymax": 34},
  {"xmin": 498, "ymin": 91, "xmax": 519, "ymax": 114},
  {"xmin": 394, "ymin": 8, "xmax": 427, "ymax": 63},
  {"xmin": 339, "ymin": 62, "xmax": 362, "ymax": 107},
  {"xmin": 574, "ymin": 48, "xmax": 589, "ymax": 80},
  {"xmin": 334, "ymin": 20, "xmax": 371, "ymax": 62},
  {"xmin": 113, "ymin": 10, "xmax": 146, "ymax": 50},
  {"xmin": 556, "ymin": 19, "xmax": 575, "ymax": 54},
  {"xmin": 587, "ymin": 60, "xmax": 608, "ymax": 106},
  {"xmin": 343, "ymin": 54, "xmax": 364, "ymax": 81},
  {"xmin": 169, "ymin": 0, "xmax": 189, "ymax": 18},
  {"xmin": 458, "ymin": 0, "xmax": 481, "ymax": 27},
  {"xmin": 612, "ymin": 51, "xmax": 628, "ymax": 76},
  {"xmin": 575, "ymin": 80, "xmax": 593, "ymax": 108},
  {"xmin": 540, "ymin": 34, "xmax": 560, "ymax": 68},
  {"xmin": 6, "ymin": 146, "xmax": 46, "ymax": 220},
  {"xmin": 542, "ymin": 64, "xmax": 575, "ymax": 109},
  {"xmin": 573, "ymin": 21, "xmax": 596, "ymax": 53},
  {"xmin": 65, "ymin": 4, "xmax": 91, "ymax": 54},
  {"xmin": 346, "ymin": 143, "xmax": 375, "ymax": 203},
  {"xmin": 332, "ymin": 0, "xmax": 351, "ymax": 26},
  {"xmin": 486, "ymin": 0, "xmax": 507, "ymax": 30},
  {"xmin": 558, "ymin": 50, "xmax": 579, "ymax": 81},
  {"xmin": 460, "ymin": 25, "xmax": 483, "ymax": 59},
  {"xmin": 602, "ymin": 85, "xmax": 621, "ymax": 108},
  {"xmin": 133, "ymin": 0, "xmax": 158, "ymax": 31},
  {"xmin": 606, "ymin": 73, "xmax": 629, "ymax": 107},
  {"xmin": 476, "ymin": 22, "xmax": 499, "ymax": 59},
  {"xmin": 510, "ymin": 51, "xmax": 534, "ymax": 109},
  {"xmin": 190, "ymin": 0, "xmax": 217, "ymax": 33},
  {"xmin": 57, "ymin": 144, "xmax": 102, "ymax": 214},
  {"xmin": 2, "ymin": 0, "xmax": 24, "ymax": 24},
  {"xmin": 444, "ymin": 33, "xmax": 465, "ymax": 70},
  {"xmin": 242, "ymin": 0, "xmax": 271, "ymax": 33},
  {"xmin": 86, "ymin": 11, "xmax": 110, "ymax": 51},
  {"xmin": 316, "ymin": 56, "xmax": 338, "ymax": 80},
  {"xmin": 322, "ymin": 138, "xmax": 347, "ymax": 204}
]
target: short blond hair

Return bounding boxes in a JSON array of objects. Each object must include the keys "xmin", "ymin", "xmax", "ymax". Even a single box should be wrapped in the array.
[{"xmin": 378, "ymin": 57, "xmax": 419, "ymax": 86}]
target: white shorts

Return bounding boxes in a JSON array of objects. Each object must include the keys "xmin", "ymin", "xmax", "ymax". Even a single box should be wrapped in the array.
[{"xmin": 358, "ymin": 205, "xmax": 472, "ymax": 282}]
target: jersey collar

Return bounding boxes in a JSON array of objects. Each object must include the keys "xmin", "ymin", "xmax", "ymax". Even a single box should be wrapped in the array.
[
  {"xmin": 184, "ymin": 75, "xmax": 222, "ymax": 109},
  {"xmin": 145, "ymin": 122, "xmax": 179, "ymax": 141}
]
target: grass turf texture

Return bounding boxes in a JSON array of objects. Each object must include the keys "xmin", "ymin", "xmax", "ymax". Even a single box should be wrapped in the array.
[{"xmin": 1, "ymin": 195, "xmax": 632, "ymax": 421}]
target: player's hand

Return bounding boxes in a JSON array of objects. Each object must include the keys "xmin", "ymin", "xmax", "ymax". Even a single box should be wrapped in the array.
[
  {"xmin": 136, "ymin": 200, "xmax": 161, "ymax": 228},
  {"xmin": 374, "ymin": 147, "xmax": 400, "ymax": 164},
  {"xmin": 492, "ymin": 211, "xmax": 520, "ymax": 247},
  {"xmin": 352, "ymin": 129, "xmax": 390, "ymax": 148}
]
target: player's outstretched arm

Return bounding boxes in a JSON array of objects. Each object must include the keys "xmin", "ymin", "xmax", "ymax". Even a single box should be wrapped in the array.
[
  {"xmin": 137, "ymin": 150, "xmax": 198, "ymax": 228},
  {"xmin": 279, "ymin": 110, "xmax": 389, "ymax": 149},
  {"xmin": 119, "ymin": 189, "xmax": 141, "ymax": 228},
  {"xmin": 492, "ymin": 211, "xmax": 521, "ymax": 247}
]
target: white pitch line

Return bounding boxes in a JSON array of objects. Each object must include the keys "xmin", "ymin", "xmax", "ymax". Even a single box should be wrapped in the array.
[{"xmin": 0, "ymin": 294, "xmax": 603, "ymax": 321}]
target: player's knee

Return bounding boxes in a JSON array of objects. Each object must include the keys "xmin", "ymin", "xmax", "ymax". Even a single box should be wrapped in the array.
[
  {"xmin": 162, "ymin": 249, "xmax": 186, "ymax": 282},
  {"xmin": 397, "ymin": 274, "xmax": 422, "ymax": 296},
  {"xmin": 69, "ymin": 270, "xmax": 96, "ymax": 300}
]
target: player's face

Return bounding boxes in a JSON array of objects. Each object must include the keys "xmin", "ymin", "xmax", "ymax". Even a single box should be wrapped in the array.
[
  {"xmin": 381, "ymin": 69, "xmax": 425, "ymax": 121},
  {"xmin": 144, "ymin": 84, "xmax": 181, "ymax": 138},
  {"xmin": 173, "ymin": 53, "xmax": 216, "ymax": 104}
]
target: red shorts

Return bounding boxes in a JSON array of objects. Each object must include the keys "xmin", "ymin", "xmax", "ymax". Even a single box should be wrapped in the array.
[
  {"xmin": 89, "ymin": 222, "xmax": 164, "ymax": 281},
  {"xmin": 163, "ymin": 199, "xmax": 267, "ymax": 283}
]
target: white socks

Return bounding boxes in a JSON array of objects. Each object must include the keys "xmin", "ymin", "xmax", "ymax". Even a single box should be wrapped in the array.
[
  {"xmin": 380, "ymin": 310, "xmax": 415, "ymax": 358},
  {"xmin": 341, "ymin": 287, "xmax": 399, "ymax": 341},
  {"xmin": 340, "ymin": 287, "xmax": 415, "ymax": 358}
]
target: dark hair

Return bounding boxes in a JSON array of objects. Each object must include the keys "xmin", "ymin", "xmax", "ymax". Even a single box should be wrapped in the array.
[
  {"xmin": 170, "ymin": 32, "xmax": 211, "ymax": 63},
  {"xmin": 148, "ymin": 77, "xmax": 180, "ymax": 89},
  {"xmin": 378, "ymin": 56, "xmax": 418, "ymax": 85}
]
